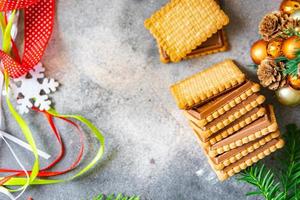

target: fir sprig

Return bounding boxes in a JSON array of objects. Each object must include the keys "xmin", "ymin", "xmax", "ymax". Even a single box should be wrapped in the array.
[
  {"xmin": 238, "ymin": 165, "xmax": 284, "ymax": 200},
  {"xmin": 281, "ymin": 28, "xmax": 300, "ymax": 38},
  {"xmin": 274, "ymin": 51, "xmax": 300, "ymax": 77},
  {"xmin": 238, "ymin": 124, "xmax": 300, "ymax": 200},
  {"xmin": 280, "ymin": 124, "xmax": 300, "ymax": 200},
  {"xmin": 92, "ymin": 193, "xmax": 140, "ymax": 200}
]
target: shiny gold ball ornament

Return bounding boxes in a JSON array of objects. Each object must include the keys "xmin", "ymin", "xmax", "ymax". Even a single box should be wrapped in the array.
[
  {"xmin": 291, "ymin": 9, "xmax": 300, "ymax": 20},
  {"xmin": 276, "ymin": 86, "xmax": 300, "ymax": 106},
  {"xmin": 282, "ymin": 36, "xmax": 300, "ymax": 59},
  {"xmin": 250, "ymin": 39, "xmax": 268, "ymax": 64},
  {"xmin": 288, "ymin": 75, "xmax": 300, "ymax": 89},
  {"xmin": 267, "ymin": 39, "xmax": 283, "ymax": 58},
  {"xmin": 280, "ymin": 0, "xmax": 300, "ymax": 14},
  {"xmin": 295, "ymin": 26, "xmax": 300, "ymax": 32}
]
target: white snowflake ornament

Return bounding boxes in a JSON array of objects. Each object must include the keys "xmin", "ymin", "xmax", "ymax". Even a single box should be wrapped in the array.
[{"xmin": 11, "ymin": 63, "xmax": 59, "ymax": 114}]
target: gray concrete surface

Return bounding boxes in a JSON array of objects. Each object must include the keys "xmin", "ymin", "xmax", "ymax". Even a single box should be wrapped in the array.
[{"xmin": 0, "ymin": 0, "xmax": 297, "ymax": 199}]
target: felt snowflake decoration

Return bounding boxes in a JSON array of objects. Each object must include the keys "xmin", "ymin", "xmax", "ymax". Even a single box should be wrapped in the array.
[{"xmin": 11, "ymin": 63, "xmax": 59, "ymax": 114}]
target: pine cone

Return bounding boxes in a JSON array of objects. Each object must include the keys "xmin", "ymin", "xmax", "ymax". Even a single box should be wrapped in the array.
[
  {"xmin": 282, "ymin": 17, "xmax": 300, "ymax": 30},
  {"xmin": 259, "ymin": 11, "xmax": 289, "ymax": 41},
  {"xmin": 257, "ymin": 58, "xmax": 287, "ymax": 90}
]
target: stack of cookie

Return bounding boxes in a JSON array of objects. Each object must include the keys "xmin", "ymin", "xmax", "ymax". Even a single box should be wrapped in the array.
[
  {"xmin": 144, "ymin": 0, "xmax": 229, "ymax": 63},
  {"xmin": 170, "ymin": 59, "xmax": 284, "ymax": 181}
]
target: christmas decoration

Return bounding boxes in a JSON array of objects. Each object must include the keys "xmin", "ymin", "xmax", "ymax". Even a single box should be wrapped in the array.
[
  {"xmin": 239, "ymin": 124, "xmax": 300, "ymax": 200},
  {"xmin": 11, "ymin": 63, "xmax": 59, "ymax": 114},
  {"xmin": 250, "ymin": 40, "xmax": 268, "ymax": 64},
  {"xmin": 280, "ymin": 0, "xmax": 300, "ymax": 14},
  {"xmin": 282, "ymin": 35, "xmax": 300, "ymax": 59},
  {"xmin": 290, "ymin": 9, "xmax": 300, "ymax": 19},
  {"xmin": 0, "ymin": 0, "xmax": 105, "ymax": 199},
  {"xmin": 0, "ymin": 12, "xmax": 52, "ymax": 161},
  {"xmin": 92, "ymin": 193, "xmax": 140, "ymax": 200},
  {"xmin": 250, "ymin": 0, "xmax": 300, "ymax": 106},
  {"xmin": 276, "ymin": 86, "xmax": 300, "ymax": 105},
  {"xmin": 259, "ymin": 11, "xmax": 289, "ymax": 41},
  {"xmin": 267, "ymin": 39, "xmax": 283, "ymax": 58},
  {"xmin": 283, "ymin": 15, "xmax": 300, "ymax": 30},
  {"xmin": 257, "ymin": 58, "xmax": 287, "ymax": 90},
  {"xmin": 288, "ymin": 74, "xmax": 300, "ymax": 89}
]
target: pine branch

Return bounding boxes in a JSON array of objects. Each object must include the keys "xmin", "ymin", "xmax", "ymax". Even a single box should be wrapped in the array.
[
  {"xmin": 282, "ymin": 28, "xmax": 300, "ymax": 38},
  {"xmin": 280, "ymin": 124, "xmax": 300, "ymax": 200},
  {"xmin": 92, "ymin": 193, "xmax": 140, "ymax": 200},
  {"xmin": 283, "ymin": 51, "xmax": 300, "ymax": 77},
  {"xmin": 238, "ymin": 124, "xmax": 300, "ymax": 200},
  {"xmin": 238, "ymin": 164, "xmax": 284, "ymax": 200},
  {"xmin": 275, "ymin": 56, "xmax": 289, "ymax": 63}
]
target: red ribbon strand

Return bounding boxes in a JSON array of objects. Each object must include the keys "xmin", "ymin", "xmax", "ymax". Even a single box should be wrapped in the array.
[
  {"xmin": 0, "ymin": 108, "xmax": 85, "ymax": 183},
  {"xmin": 0, "ymin": 0, "xmax": 92, "ymax": 187}
]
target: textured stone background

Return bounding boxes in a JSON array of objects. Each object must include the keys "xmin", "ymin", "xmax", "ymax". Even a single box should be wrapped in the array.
[{"xmin": 0, "ymin": 0, "xmax": 298, "ymax": 199}]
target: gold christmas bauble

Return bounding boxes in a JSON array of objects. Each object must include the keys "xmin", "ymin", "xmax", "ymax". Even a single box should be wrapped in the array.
[
  {"xmin": 291, "ymin": 9, "xmax": 300, "ymax": 20},
  {"xmin": 276, "ymin": 86, "xmax": 300, "ymax": 106},
  {"xmin": 250, "ymin": 39, "xmax": 268, "ymax": 64},
  {"xmin": 295, "ymin": 26, "xmax": 300, "ymax": 32},
  {"xmin": 267, "ymin": 39, "xmax": 283, "ymax": 58},
  {"xmin": 282, "ymin": 36, "xmax": 300, "ymax": 59},
  {"xmin": 280, "ymin": 0, "xmax": 300, "ymax": 14},
  {"xmin": 288, "ymin": 75, "xmax": 300, "ymax": 89}
]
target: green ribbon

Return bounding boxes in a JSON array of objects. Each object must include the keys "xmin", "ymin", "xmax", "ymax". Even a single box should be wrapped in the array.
[
  {"xmin": 47, "ymin": 109, "xmax": 105, "ymax": 180},
  {"xmin": 0, "ymin": 94, "xmax": 105, "ymax": 186},
  {"xmin": 1, "ymin": 10, "xmax": 39, "ymax": 191},
  {"xmin": 0, "ymin": 10, "xmax": 105, "ymax": 188},
  {"xmin": 1, "ymin": 11, "xmax": 15, "ymax": 54},
  {"xmin": 3, "ymin": 71, "xmax": 39, "ymax": 190}
]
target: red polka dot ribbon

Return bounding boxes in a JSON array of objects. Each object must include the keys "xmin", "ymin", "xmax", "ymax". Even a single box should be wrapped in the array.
[{"xmin": 0, "ymin": 0, "xmax": 55, "ymax": 78}]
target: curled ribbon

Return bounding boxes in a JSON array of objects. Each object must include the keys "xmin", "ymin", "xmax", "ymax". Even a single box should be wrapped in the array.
[
  {"xmin": 2, "ymin": 77, "xmax": 105, "ymax": 185},
  {"xmin": 2, "ymin": 71, "xmax": 105, "ymax": 187},
  {"xmin": 0, "ymin": 0, "xmax": 105, "ymax": 197},
  {"xmin": 0, "ymin": 107, "xmax": 85, "ymax": 178}
]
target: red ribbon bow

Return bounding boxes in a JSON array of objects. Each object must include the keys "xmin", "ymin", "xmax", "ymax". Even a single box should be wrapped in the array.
[
  {"xmin": 0, "ymin": 0, "xmax": 54, "ymax": 78},
  {"xmin": 0, "ymin": 0, "xmax": 94, "ymax": 189}
]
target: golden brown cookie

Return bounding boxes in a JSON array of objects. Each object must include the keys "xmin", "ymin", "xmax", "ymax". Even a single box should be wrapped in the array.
[
  {"xmin": 210, "ymin": 138, "xmax": 284, "ymax": 181},
  {"xmin": 145, "ymin": 0, "xmax": 229, "ymax": 62},
  {"xmin": 170, "ymin": 60, "xmax": 246, "ymax": 109},
  {"xmin": 191, "ymin": 106, "xmax": 266, "ymax": 148},
  {"xmin": 186, "ymin": 81, "xmax": 261, "ymax": 128},
  {"xmin": 209, "ymin": 131, "xmax": 280, "ymax": 170},
  {"xmin": 159, "ymin": 30, "xmax": 229, "ymax": 63},
  {"xmin": 208, "ymin": 105, "xmax": 278, "ymax": 157},
  {"xmin": 185, "ymin": 94, "xmax": 266, "ymax": 140}
]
